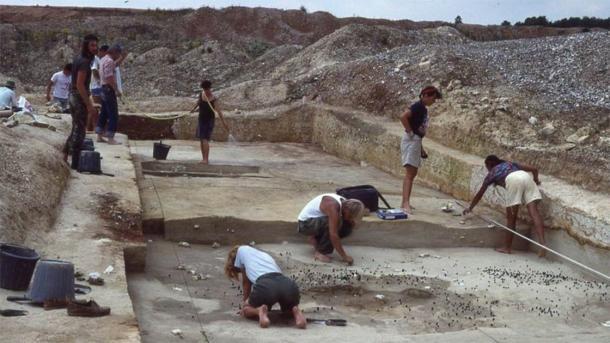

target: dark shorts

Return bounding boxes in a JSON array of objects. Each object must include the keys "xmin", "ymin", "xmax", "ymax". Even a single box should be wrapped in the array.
[
  {"xmin": 248, "ymin": 273, "xmax": 300, "ymax": 312},
  {"xmin": 196, "ymin": 116, "xmax": 215, "ymax": 140},
  {"xmin": 91, "ymin": 87, "xmax": 102, "ymax": 97},
  {"xmin": 297, "ymin": 217, "xmax": 352, "ymax": 255}
]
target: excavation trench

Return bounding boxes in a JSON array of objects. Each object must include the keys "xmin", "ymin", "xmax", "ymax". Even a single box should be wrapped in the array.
[{"xmin": 122, "ymin": 112, "xmax": 610, "ymax": 342}]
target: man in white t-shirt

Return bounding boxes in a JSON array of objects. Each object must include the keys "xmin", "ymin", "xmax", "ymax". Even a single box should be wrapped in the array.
[
  {"xmin": 46, "ymin": 63, "xmax": 72, "ymax": 110},
  {"xmin": 297, "ymin": 194, "xmax": 365, "ymax": 264},
  {"xmin": 225, "ymin": 245, "xmax": 306, "ymax": 329}
]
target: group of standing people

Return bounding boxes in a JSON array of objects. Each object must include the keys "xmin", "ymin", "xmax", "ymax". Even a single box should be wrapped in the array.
[{"xmin": 62, "ymin": 34, "xmax": 126, "ymax": 169}]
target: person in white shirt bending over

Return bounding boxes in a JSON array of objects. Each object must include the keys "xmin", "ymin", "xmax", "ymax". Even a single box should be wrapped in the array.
[
  {"xmin": 46, "ymin": 63, "xmax": 72, "ymax": 111},
  {"xmin": 225, "ymin": 245, "xmax": 306, "ymax": 329},
  {"xmin": 297, "ymin": 194, "xmax": 365, "ymax": 265}
]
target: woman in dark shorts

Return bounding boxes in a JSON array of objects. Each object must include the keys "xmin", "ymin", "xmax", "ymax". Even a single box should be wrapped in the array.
[
  {"xmin": 225, "ymin": 245, "xmax": 306, "ymax": 329},
  {"xmin": 190, "ymin": 80, "xmax": 230, "ymax": 164}
]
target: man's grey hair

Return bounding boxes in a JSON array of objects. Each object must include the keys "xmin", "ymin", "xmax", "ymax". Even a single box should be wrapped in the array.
[{"xmin": 343, "ymin": 199, "xmax": 365, "ymax": 222}]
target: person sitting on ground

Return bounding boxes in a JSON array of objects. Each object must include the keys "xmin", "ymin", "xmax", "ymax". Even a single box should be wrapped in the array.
[
  {"xmin": 297, "ymin": 194, "xmax": 365, "ymax": 265},
  {"xmin": 88, "ymin": 44, "xmax": 108, "ymax": 132},
  {"xmin": 46, "ymin": 63, "xmax": 72, "ymax": 111},
  {"xmin": 190, "ymin": 79, "xmax": 230, "ymax": 164},
  {"xmin": 463, "ymin": 155, "xmax": 546, "ymax": 256},
  {"xmin": 0, "ymin": 80, "xmax": 18, "ymax": 111},
  {"xmin": 95, "ymin": 44, "xmax": 123, "ymax": 145},
  {"xmin": 225, "ymin": 245, "xmax": 306, "ymax": 329},
  {"xmin": 399, "ymin": 86, "xmax": 442, "ymax": 214}
]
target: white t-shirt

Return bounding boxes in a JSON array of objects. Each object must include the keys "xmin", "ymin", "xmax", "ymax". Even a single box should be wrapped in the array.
[
  {"xmin": 90, "ymin": 55, "xmax": 101, "ymax": 90},
  {"xmin": 50, "ymin": 71, "xmax": 71, "ymax": 99},
  {"xmin": 233, "ymin": 246, "xmax": 281, "ymax": 283},
  {"xmin": 297, "ymin": 193, "xmax": 344, "ymax": 221}
]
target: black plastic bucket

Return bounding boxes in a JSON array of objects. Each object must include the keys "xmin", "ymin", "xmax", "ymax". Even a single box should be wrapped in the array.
[
  {"xmin": 0, "ymin": 243, "xmax": 40, "ymax": 291},
  {"xmin": 153, "ymin": 141, "xmax": 171, "ymax": 160},
  {"xmin": 78, "ymin": 151, "xmax": 102, "ymax": 174}
]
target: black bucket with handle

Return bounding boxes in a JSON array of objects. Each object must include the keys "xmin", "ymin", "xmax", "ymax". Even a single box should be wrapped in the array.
[
  {"xmin": 0, "ymin": 243, "xmax": 40, "ymax": 291},
  {"xmin": 153, "ymin": 141, "xmax": 171, "ymax": 160}
]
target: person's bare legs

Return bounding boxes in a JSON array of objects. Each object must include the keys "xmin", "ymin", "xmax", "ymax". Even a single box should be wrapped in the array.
[
  {"xmin": 496, "ymin": 205, "xmax": 519, "ymax": 254},
  {"xmin": 292, "ymin": 306, "xmax": 306, "ymax": 329},
  {"xmin": 308, "ymin": 236, "xmax": 331, "ymax": 262},
  {"xmin": 401, "ymin": 165, "xmax": 418, "ymax": 213},
  {"xmin": 526, "ymin": 201, "xmax": 546, "ymax": 257},
  {"xmin": 241, "ymin": 304, "xmax": 271, "ymax": 328},
  {"xmin": 200, "ymin": 139, "xmax": 210, "ymax": 164}
]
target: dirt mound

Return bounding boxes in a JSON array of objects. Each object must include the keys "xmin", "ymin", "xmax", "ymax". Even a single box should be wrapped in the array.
[{"xmin": 0, "ymin": 124, "xmax": 69, "ymax": 244}]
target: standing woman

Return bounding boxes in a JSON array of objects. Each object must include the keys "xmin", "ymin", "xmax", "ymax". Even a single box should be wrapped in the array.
[
  {"xmin": 399, "ymin": 86, "xmax": 442, "ymax": 213},
  {"xmin": 190, "ymin": 80, "xmax": 230, "ymax": 164},
  {"xmin": 463, "ymin": 155, "xmax": 546, "ymax": 256}
]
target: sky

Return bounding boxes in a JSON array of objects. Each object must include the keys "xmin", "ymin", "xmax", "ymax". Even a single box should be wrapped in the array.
[{"xmin": 1, "ymin": 0, "xmax": 609, "ymax": 25}]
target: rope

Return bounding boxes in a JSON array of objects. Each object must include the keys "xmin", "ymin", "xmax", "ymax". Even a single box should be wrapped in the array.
[{"xmin": 454, "ymin": 201, "xmax": 610, "ymax": 282}]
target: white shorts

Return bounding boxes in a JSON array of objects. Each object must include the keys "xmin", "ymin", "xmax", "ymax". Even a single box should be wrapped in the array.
[
  {"xmin": 505, "ymin": 170, "xmax": 542, "ymax": 207},
  {"xmin": 401, "ymin": 132, "xmax": 422, "ymax": 168}
]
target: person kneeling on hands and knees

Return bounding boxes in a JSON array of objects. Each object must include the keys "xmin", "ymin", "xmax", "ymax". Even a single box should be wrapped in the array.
[
  {"xmin": 297, "ymin": 194, "xmax": 365, "ymax": 265},
  {"xmin": 463, "ymin": 155, "xmax": 546, "ymax": 257},
  {"xmin": 225, "ymin": 245, "xmax": 306, "ymax": 329}
]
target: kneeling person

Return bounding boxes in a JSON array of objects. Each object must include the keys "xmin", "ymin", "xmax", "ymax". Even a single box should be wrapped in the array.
[
  {"xmin": 297, "ymin": 194, "xmax": 365, "ymax": 265},
  {"xmin": 225, "ymin": 245, "xmax": 306, "ymax": 329}
]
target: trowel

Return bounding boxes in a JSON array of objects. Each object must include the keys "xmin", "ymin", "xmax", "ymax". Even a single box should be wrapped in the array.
[{"xmin": 306, "ymin": 318, "xmax": 347, "ymax": 326}]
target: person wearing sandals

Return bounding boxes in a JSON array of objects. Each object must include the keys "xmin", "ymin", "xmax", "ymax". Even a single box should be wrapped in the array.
[
  {"xmin": 463, "ymin": 155, "xmax": 546, "ymax": 257},
  {"xmin": 399, "ymin": 86, "xmax": 442, "ymax": 214},
  {"xmin": 190, "ymin": 80, "xmax": 230, "ymax": 164},
  {"xmin": 225, "ymin": 245, "xmax": 307, "ymax": 329}
]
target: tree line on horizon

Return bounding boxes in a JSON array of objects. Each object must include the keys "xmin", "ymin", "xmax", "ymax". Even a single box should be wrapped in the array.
[{"xmin": 501, "ymin": 16, "xmax": 610, "ymax": 29}]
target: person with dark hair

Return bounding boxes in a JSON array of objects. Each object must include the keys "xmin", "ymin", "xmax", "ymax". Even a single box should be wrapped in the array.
[
  {"xmin": 95, "ymin": 44, "xmax": 123, "ymax": 145},
  {"xmin": 399, "ymin": 86, "xmax": 442, "ymax": 214},
  {"xmin": 463, "ymin": 155, "xmax": 546, "ymax": 256},
  {"xmin": 62, "ymin": 34, "xmax": 98, "ymax": 169},
  {"xmin": 189, "ymin": 79, "xmax": 230, "ymax": 164},
  {"xmin": 88, "ymin": 45, "xmax": 109, "ymax": 131},
  {"xmin": 46, "ymin": 63, "xmax": 72, "ymax": 111},
  {"xmin": 225, "ymin": 245, "xmax": 306, "ymax": 329}
]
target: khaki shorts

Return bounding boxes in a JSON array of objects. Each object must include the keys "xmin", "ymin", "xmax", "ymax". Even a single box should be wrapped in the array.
[
  {"xmin": 505, "ymin": 170, "xmax": 542, "ymax": 207},
  {"xmin": 401, "ymin": 132, "xmax": 422, "ymax": 168}
]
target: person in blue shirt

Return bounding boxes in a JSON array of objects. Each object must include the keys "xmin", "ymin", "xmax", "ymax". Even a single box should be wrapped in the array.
[{"xmin": 463, "ymin": 155, "xmax": 546, "ymax": 256}]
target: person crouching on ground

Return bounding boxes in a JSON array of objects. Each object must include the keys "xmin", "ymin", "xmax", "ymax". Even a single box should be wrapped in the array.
[
  {"xmin": 190, "ymin": 80, "xmax": 230, "ymax": 164},
  {"xmin": 463, "ymin": 155, "xmax": 546, "ymax": 256},
  {"xmin": 225, "ymin": 245, "xmax": 306, "ymax": 329},
  {"xmin": 399, "ymin": 86, "xmax": 442, "ymax": 214},
  {"xmin": 297, "ymin": 194, "xmax": 365, "ymax": 265}
]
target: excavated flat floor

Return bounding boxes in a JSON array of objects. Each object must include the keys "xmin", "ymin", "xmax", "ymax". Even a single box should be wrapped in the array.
[
  {"xmin": 127, "ymin": 140, "xmax": 609, "ymax": 342},
  {"xmin": 131, "ymin": 140, "xmax": 529, "ymax": 249},
  {"xmin": 128, "ymin": 241, "xmax": 610, "ymax": 342}
]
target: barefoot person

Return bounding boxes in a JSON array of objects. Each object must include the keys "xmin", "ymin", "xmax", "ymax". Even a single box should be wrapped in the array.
[
  {"xmin": 62, "ymin": 34, "xmax": 98, "ymax": 169},
  {"xmin": 225, "ymin": 245, "xmax": 306, "ymax": 329},
  {"xmin": 189, "ymin": 80, "xmax": 230, "ymax": 164},
  {"xmin": 297, "ymin": 194, "xmax": 365, "ymax": 265},
  {"xmin": 399, "ymin": 86, "xmax": 442, "ymax": 214},
  {"xmin": 463, "ymin": 155, "xmax": 546, "ymax": 256}
]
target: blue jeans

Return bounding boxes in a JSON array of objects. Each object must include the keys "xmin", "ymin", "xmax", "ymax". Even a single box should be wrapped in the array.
[{"xmin": 96, "ymin": 86, "xmax": 118, "ymax": 138}]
